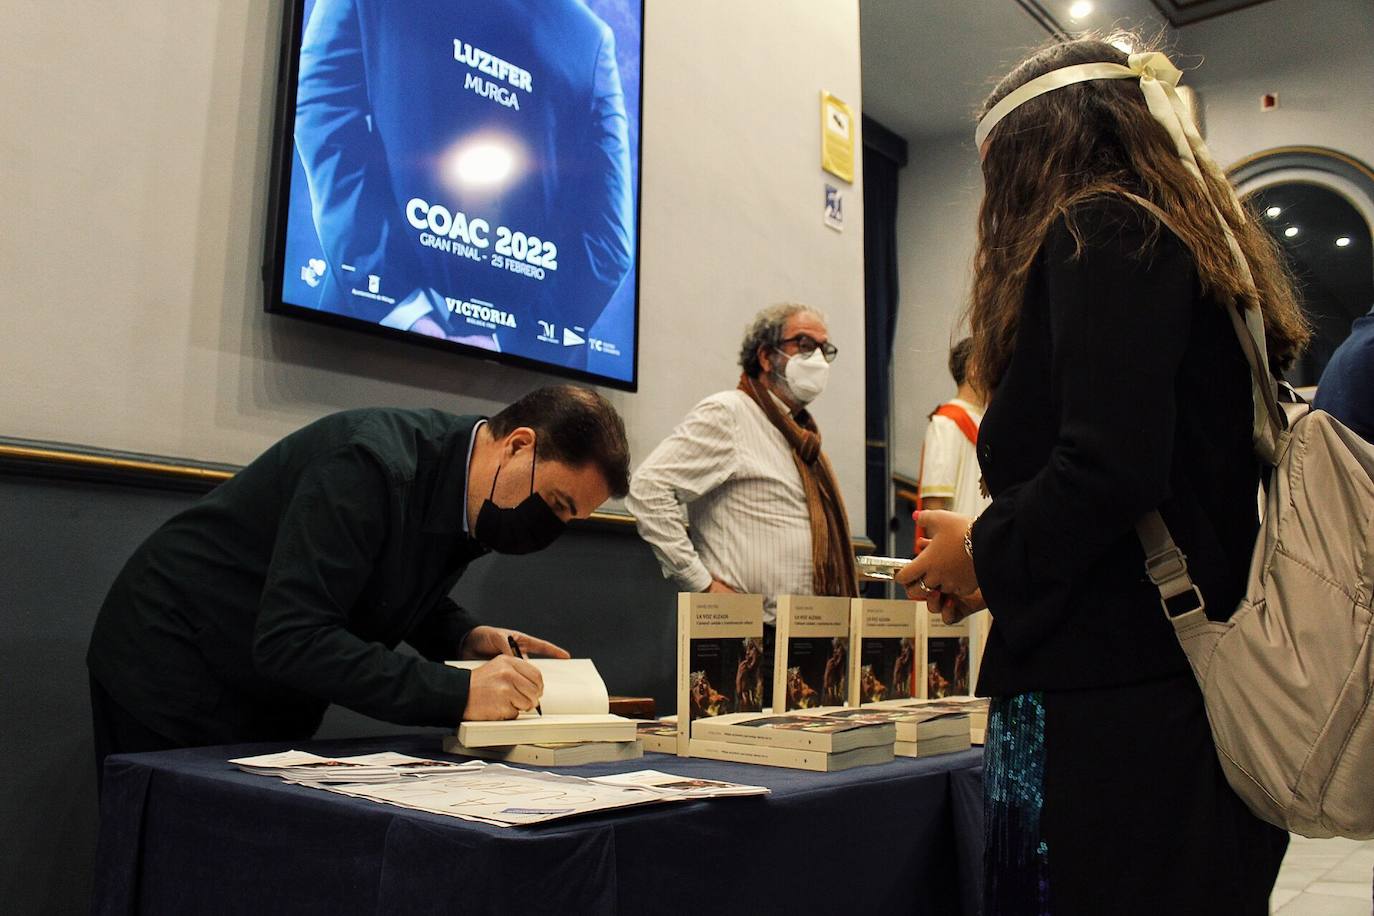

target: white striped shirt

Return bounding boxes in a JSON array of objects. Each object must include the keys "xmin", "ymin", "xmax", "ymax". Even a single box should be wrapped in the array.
[{"xmin": 626, "ymin": 390, "xmax": 814, "ymax": 623}]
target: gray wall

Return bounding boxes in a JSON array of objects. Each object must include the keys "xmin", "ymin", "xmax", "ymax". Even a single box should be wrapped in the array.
[{"xmin": 2, "ymin": 477, "xmax": 196, "ymax": 915}]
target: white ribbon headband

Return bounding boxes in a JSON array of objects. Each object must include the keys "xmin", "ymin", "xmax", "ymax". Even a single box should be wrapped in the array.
[{"xmin": 974, "ymin": 51, "xmax": 1282, "ymax": 461}]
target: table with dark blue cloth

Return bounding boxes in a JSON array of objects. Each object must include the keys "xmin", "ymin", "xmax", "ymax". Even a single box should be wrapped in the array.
[{"xmin": 93, "ymin": 734, "xmax": 985, "ymax": 915}]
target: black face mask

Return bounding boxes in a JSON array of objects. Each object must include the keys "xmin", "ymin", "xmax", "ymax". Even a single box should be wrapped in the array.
[{"xmin": 474, "ymin": 447, "xmax": 565, "ymax": 554}]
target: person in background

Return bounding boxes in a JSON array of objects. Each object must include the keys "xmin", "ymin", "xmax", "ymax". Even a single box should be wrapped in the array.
[
  {"xmin": 88, "ymin": 386, "xmax": 630, "ymax": 789},
  {"xmin": 1314, "ymin": 303, "xmax": 1374, "ymax": 443},
  {"xmin": 915, "ymin": 337, "xmax": 991, "ymax": 536},
  {"xmin": 625, "ymin": 304, "xmax": 858, "ymax": 704},
  {"xmin": 897, "ymin": 34, "xmax": 1307, "ymax": 913}
]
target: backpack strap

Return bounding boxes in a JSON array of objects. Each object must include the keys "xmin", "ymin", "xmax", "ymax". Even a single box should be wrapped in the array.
[
  {"xmin": 1115, "ymin": 191, "xmax": 1286, "ymax": 620},
  {"xmin": 1135, "ymin": 511, "xmax": 1207, "ymax": 621},
  {"xmin": 1117, "ymin": 191, "xmax": 1290, "ymax": 466}
]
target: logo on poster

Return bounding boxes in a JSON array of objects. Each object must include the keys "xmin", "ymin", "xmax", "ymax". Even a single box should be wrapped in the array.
[
  {"xmin": 300, "ymin": 258, "xmax": 326, "ymax": 288},
  {"xmin": 445, "ymin": 296, "xmax": 517, "ymax": 330}
]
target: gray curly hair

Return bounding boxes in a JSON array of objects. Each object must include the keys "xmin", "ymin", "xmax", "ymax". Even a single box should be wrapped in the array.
[{"xmin": 738, "ymin": 304, "xmax": 826, "ymax": 378}]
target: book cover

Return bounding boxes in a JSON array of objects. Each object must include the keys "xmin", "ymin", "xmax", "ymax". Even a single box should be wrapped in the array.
[
  {"xmin": 676, "ymin": 592, "xmax": 765, "ymax": 756},
  {"xmin": 773, "ymin": 595, "xmax": 851, "ymax": 712},
  {"xmin": 848, "ymin": 598, "xmax": 922, "ymax": 706},
  {"xmin": 968, "ymin": 609, "xmax": 990, "ymax": 692},
  {"xmin": 923, "ymin": 609, "xmax": 973, "ymax": 699}
]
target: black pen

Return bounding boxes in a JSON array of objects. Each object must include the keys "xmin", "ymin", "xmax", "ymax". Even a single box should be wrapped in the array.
[{"xmin": 507, "ymin": 635, "xmax": 542, "ymax": 715}]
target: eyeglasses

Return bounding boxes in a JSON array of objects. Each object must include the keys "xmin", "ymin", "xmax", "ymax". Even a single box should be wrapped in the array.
[{"xmin": 778, "ymin": 334, "xmax": 839, "ymax": 363}]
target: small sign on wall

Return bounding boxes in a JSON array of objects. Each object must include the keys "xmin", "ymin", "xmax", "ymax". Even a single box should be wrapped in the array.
[
  {"xmin": 824, "ymin": 183, "xmax": 844, "ymax": 232},
  {"xmin": 820, "ymin": 91, "xmax": 855, "ymax": 183}
]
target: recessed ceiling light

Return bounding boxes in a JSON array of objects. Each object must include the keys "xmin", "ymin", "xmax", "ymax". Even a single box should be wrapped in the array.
[
  {"xmin": 1265, "ymin": 206, "xmax": 1282, "ymax": 218},
  {"xmin": 1336, "ymin": 236, "xmax": 1352, "ymax": 247},
  {"xmin": 1069, "ymin": 1, "xmax": 1094, "ymax": 19},
  {"xmin": 1284, "ymin": 226, "xmax": 1299, "ymax": 238}
]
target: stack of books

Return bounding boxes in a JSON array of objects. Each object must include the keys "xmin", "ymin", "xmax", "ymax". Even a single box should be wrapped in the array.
[
  {"xmin": 442, "ymin": 658, "xmax": 640, "ymax": 765},
  {"xmin": 688, "ymin": 710, "xmax": 896, "ymax": 772},
  {"xmin": 824, "ymin": 703, "xmax": 971, "ymax": 757},
  {"xmin": 915, "ymin": 695, "xmax": 990, "ymax": 745},
  {"xmin": 636, "ymin": 717, "xmax": 679, "ymax": 754}
]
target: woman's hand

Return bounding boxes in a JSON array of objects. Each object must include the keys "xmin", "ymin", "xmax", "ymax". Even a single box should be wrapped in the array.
[
  {"xmin": 895, "ymin": 510, "xmax": 978, "ymax": 600},
  {"xmin": 929, "ymin": 588, "xmax": 987, "ymax": 625}
]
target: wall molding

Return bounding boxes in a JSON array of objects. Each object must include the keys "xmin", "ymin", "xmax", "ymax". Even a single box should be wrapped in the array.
[{"xmin": 0, "ymin": 435, "xmax": 875, "ymax": 549}]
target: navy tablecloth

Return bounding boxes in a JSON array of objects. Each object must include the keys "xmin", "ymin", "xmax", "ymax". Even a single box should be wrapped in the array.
[{"xmin": 93, "ymin": 734, "xmax": 985, "ymax": 915}]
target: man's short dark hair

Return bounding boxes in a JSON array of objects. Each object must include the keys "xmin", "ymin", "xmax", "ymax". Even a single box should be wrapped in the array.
[
  {"xmin": 949, "ymin": 338, "xmax": 974, "ymax": 387},
  {"xmin": 488, "ymin": 385, "xmax": 631, "ymax": 498},
  {"xmin": 738, "ymin": 304, "xmax": 824, "ymax": 378}
]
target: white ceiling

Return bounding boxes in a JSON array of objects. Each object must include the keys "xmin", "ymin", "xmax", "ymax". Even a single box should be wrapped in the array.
[{"xmin": 861, "ymin": 0, "xmax": 1176, "ymax": 141}]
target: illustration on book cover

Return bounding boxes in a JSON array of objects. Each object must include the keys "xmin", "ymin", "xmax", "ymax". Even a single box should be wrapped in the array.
[{"xmin": 690, "ymin": 636, "xmax": 765, "ymax": 720}]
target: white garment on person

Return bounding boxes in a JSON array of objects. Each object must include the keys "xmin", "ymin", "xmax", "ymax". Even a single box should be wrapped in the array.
[
  {"xmin": 918, "ymin": 397, "xmax": 991, "ymax": 519},
  {"xmin": 625, "ymin": 389, "xmax": 815, "ymax": 624}
]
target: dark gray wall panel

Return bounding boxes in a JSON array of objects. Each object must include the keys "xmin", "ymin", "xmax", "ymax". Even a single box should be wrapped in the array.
[{"xmin": 0, "ymin": 474, "xmax": 673, "ymax": 915}]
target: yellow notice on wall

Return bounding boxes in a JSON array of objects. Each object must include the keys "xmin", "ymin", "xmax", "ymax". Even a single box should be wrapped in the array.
[{"xmin": 820, "ymin": 91, "xmax": 855, "ymax": 184}]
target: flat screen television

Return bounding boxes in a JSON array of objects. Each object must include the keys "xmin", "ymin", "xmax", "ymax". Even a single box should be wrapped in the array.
[{"xmin": 263, "ymin": 0, "xmax": 644, "ymax": 390}]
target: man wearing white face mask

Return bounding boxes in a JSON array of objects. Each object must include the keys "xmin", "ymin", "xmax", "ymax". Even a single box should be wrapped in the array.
[{"xmin": 627, "ymin": 304, "xmax": 858, "ymax": 689}]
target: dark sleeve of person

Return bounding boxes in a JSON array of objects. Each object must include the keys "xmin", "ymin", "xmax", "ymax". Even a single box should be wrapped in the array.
[
  {"xmin": 971, "ymin": 201, "xmax": 1197, "ymax": 654},
  {"xmin": 405, "ymin": 597, "xmax": 481, "ymax": 663},
  {"xmin": 1314, "ymin": 322, "xmax": 1374, "ymax": 443},
  {"xmin": 252, "ymin": 446, "xmax": 471, "ymax": 726}
]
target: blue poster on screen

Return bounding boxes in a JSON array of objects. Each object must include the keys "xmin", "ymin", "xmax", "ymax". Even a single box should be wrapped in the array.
[{"xmin": 279, "ymin": 0, "xmax": 642, "ymax": 384}]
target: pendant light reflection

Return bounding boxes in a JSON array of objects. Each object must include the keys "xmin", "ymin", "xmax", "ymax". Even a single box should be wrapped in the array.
[{"xmin": 441, "ymin": 135, "xmax": 526, "ymax": 195}]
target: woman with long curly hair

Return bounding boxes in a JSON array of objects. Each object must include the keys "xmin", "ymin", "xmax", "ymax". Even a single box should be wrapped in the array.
[{"xmin": 897, "ymin": 34, "xmax": 1308, "ymax": 914}]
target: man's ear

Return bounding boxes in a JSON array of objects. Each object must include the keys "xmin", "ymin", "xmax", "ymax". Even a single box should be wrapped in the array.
[
  {"xmin": 757, "ymin": 345, "xmax": 774, "ymax": 375},
  {"xmin": 502, "ymin": 426, "xmax": 536, "ymax": 457}
]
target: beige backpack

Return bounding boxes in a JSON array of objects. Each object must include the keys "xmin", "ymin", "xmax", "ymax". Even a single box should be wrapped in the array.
[{"xmin": 1127, "ymin": 195, "xmax": 1374, "ymax": 838}]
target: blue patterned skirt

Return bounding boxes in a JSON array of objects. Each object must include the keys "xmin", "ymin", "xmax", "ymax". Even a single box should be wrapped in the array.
[{"xmin": 983, "ymin": 692, "xmax": 1050, "ymax": 916}]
